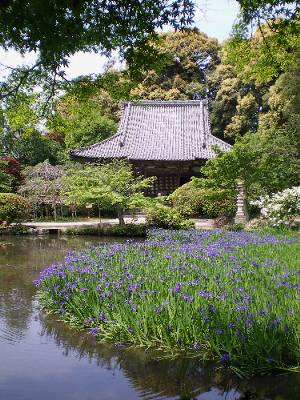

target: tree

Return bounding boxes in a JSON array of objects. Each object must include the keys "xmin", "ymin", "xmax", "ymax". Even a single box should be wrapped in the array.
[
  {"xmin": 237, "ymin": 1, "xmax": 299, "ymax": 24},
  {"xmin": 51, "ymin": 99, "xmax": 117, "ymax": 150},
  {"xmin": 63, "ymin": 160, "xmax": 154, "ymax": 224},
  {"xmin": 47, "ymin": 69, "xmax": 136, "ymax": 150},
  {"xmin": 208, "ymin": 63, "xmax": 267, "ymax": 139},
  {"xmin": 49, "ymin": 84, "xmax": 117, "ymax": 150},
  {"xmin": 200, "ymin": 129, "xmax": 300, "ymax": 201},
  {"xmin": 0, "ymin": 159, "xmax": 13, "ymax": 193},
  {"xmin": 0, "ymin": 0, "xmax": 195, "ymax": 101},
  {"xmin": 130, "ymin": 29, "xmax": 220, "ymax": 100},
  {"xmin": 225, "ymin": 4, "xmax": 300, "ymax": 83},
  {"xmin": 259, "ymin": 56, "xmax": 300, "ymax": 150},
  {"xmin": 0, "ymin": 156, "xmax": 23, "ymax": 191},
  {"xmin": 0, "ymin": 93, "xmax": 64, "ymax": 165}
]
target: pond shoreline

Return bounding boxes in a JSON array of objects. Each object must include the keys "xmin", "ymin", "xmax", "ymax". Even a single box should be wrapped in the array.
[{"xmin": 0, "ymin": 217, "xmax": 218, "ymax": 239}]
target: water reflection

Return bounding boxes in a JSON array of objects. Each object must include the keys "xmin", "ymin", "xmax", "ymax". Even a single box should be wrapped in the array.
[
  {"xmin": 0, "ymin": 236, "xmax": 99, "ymax": 344},
  {"xmin": 40, "ymin": 313, "xmax": 300, "ymax": 400},
  {"xmin": 0, "ymin": 235, "xmax": 299, "ymax": 400}
]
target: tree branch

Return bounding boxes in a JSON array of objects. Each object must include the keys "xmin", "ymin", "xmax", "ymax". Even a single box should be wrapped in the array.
[{"xmin": 0, "ymin": 62, "xmax": 41, "ymax": 100}]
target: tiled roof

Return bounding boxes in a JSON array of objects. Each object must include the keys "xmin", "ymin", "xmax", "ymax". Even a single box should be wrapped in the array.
[{"xmin": 70, "ymin": 100, "xmax": 231, "ymax": 161}]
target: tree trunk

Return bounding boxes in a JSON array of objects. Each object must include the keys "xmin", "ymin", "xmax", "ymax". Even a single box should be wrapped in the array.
[
  {"xmin": 98, "ymin": 205, "xmax": 102, "ymax": 225},
  {"xmin": 117, "ymin": 206, "xmax": 125, "ymax": 225},
  {"xmin": 53, "ymin": 203, "xmax": 57, "ymax": 221}
]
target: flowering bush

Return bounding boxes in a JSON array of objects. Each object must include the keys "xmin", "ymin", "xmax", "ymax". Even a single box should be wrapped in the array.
[
  {"xmin": 36, "ymin": 229, "xmax": 300, "ymax": 376},
  {"xmin": 251, "ymin": 186, "xmax": 300, "ymax": 226}
]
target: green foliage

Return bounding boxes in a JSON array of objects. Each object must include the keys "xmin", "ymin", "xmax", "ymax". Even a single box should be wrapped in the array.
[
  {"xmin": 226, "ymin": 223, "xmax": 245, "ymax": 232},
  {"xmin": 60, "ymin": 111, "xmax": 116, "ymax": 150},
  {"xmin": 47, "ymin": 69, "xmax": 137, "ymax": 150},
  {"xmin": 0, "ymin": 193, "xmax": 29, "ymax": 224},
  {"xmin": 208, "ymin": 63, "xmax": 267, "ymax": 139},
  {"xmin": 66, "ymin": 223, "xmax": 147, "ymax": 237},
  {"xmin": 170, "ymin": 181, "xmax": 236, "ymax": 218},
  {"xmin": 0, "ymin": 160, "xmax": 13, "ymax": 193},
  {"xmin": 169, "ymin": 182, "xmax": 203, "ymax": 217},
  {"xmin": 145, "ymin": 202, "xmax": 194, "ymax": 229},
  {"xmin": 130, "ymin": 29, "xmax": 220, "ymax": 100},
  {"xmin": 0, "ymin": 1, "xmax": 194, "ymax": 73},
  {"xmin": 49, "ymin": 80, "xmax": 120, "ymax": 150},
  {"xmin": 201, "ymin": 129, "xmax": 300, "ymax": 201},
  {"xmin": 64, "ymin": 160, "xmax": 154, "ymax": 224},
  {"xmin": 247, "ymin": 222, "xmax": 300, "ymax": 236},
  {"xmin": 206, "ymin": 56, "xmax": 300, "ymax": 200},
  {"xmin": 12, "ymin": 131, "xmax": 63, "ymax": 166},
  {"xmin": 197, "ymin": 187, "xmax": 236, "ymax": 218},
  {"xmin": 0, "ymin": 93, "xmax": 64, "ymax": 165},
  {"xmin": 259, "ymin": 57, "xmax": 300, "ymax": 151},
  {"xmin": 225, "ymin": 13, "xmax": 300, "ymax": 83}
]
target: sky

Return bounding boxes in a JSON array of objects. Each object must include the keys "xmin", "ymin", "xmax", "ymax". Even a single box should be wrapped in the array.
[{"xmin": 0, "ymin": 0, "xmax": 239, "ymax": 80}]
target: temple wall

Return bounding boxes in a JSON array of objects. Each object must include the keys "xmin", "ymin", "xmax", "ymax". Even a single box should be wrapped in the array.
[
  {"xmin": 132, "ymin": 160, "xmax": 205, "ymax": 196},
  {"xmin": 71, "ymin": 157, "xmax": 206, "ymax": 196}
]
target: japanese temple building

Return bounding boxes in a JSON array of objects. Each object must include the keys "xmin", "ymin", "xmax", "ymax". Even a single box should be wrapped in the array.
[{"xmin": 70, "ymin": 100, "xmax": 231, "ymax": 196}]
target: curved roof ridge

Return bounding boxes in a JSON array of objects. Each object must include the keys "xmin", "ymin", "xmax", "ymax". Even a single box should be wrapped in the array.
[
  {"xmin": 70, "ymin": 100, "xmax": 232, "ymax": 161},
  {"xmin": 125, "ymin": 99, "xmax": 207, "ymax": 106},
  {"xmin": 69, "ymin": 133, "xmax": 121, "ymax": 156}
]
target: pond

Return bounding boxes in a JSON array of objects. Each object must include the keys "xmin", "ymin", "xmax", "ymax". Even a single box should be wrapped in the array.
[{"xmin": 0, "ymin": 235, "xmax": 299, "ymax": 400}]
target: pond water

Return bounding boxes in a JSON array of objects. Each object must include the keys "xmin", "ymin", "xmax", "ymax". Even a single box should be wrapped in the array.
[{"xmin": 0, "ymin": 235, "xmax": 299, "ymax": 400}]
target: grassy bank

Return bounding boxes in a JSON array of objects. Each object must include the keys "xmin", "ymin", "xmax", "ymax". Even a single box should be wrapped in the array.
[
  {"xmin": 64, "ymin": 223, "xmax": 147, "ymax": 237},
  {"xmin": 36, "ymin": 229, "xmax": 300, "ymax": 377}
]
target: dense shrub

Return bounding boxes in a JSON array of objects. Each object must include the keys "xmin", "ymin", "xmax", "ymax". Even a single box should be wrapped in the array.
[
  {"xmin": 169, "ymin": 182, "xmax": 203, "ymax": 217},
  {"xmin": 226, "ymin": 222, "xmax": 245, "ymax": 232},
  {"xmin": 145, "ymin": 203, "xmax": 194, "ymax": 229},
  {"xmin": 0, "ymin": 224, "xmax": 30, "ymax": 235},
  {"xmin": 170, "ymin": 181, "xmax": 236, "ymax": 218},
  {"xmin": 214, "ymin": 215, "xmax": 232, "ymax": 228},
  {"xmin": 199, "ymin": 187, "xmax": 236, "ymax": 218},
  {"xmin": 0, "ymin": 193, "xmax": 30, "ymax": 224},
  {"xmin": 66, "ymin": 223, "xmax": 147, "ymax": 237}
]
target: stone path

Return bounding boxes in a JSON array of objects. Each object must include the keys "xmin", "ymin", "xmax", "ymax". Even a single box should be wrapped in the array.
[{"xmin": 22, "ymin": 216, "xmax": 215, "ymax": 233}]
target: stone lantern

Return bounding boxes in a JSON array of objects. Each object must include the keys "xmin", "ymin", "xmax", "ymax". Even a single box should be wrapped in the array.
[{"xmin": 234, "ymin": 180, "xmax": 249, "ymax": 224}]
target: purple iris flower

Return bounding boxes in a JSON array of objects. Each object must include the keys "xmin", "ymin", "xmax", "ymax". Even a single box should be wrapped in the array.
[
  {"xmin": 220, "ymin": 352, "xmax": 230, "ymax": 365},
  {"xmin": 99, "ymin": 311, "xmax": 106, "ymax": 321},
  {"xmin": 192, "ymin": 342, "xmax": 201, "ymax": 350},
  {"xmin": 115, "ymin": 342, "xmax": 126, "ymax": 348},
  {"xmin": 89, "ymin": 326, "xmax": 99, "ymax": 336}
]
